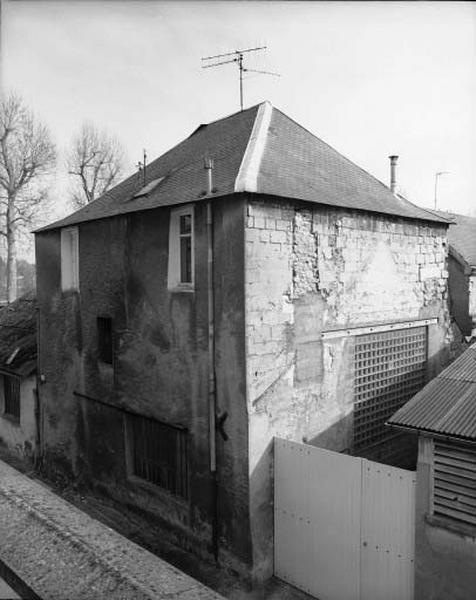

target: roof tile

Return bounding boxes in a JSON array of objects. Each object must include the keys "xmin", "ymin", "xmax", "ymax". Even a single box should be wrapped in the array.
[{"xmin": 37, "ymin": 102, "xmax": 449, "ymax": 232}]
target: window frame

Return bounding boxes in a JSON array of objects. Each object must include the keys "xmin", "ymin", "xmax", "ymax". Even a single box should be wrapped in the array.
[
  {"xmin": 167, "ymin": 204, "xmax": 194, "ymax": 291},
  {"xmin": 1, "ymin": 373, "xmax": 21, "ymax": 423},
  {"xmin": 61, "ymin": 226, "xmax": 80, "ymax": 292}
]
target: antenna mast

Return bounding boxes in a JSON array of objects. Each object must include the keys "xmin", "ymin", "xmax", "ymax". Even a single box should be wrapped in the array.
[{"xmin": 201, "ymin": 46, "xmax": 280, "ymax": 111}]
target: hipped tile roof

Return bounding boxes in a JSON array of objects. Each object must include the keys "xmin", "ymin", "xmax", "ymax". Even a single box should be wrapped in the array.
[
  {"xmin": 388, "ymin": 344, "xmax": 476, "ymax": 441},
  {"xmin": 429, "ymin": 210, "xmax": 476, "ymax": 267},
  {"xmin": 37, "ymin": 102, "xmax": 449, "ymax": 232}
]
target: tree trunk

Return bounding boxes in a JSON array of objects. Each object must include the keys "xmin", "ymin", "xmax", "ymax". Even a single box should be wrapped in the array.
[{"xmin": 6, "ymin": 205, "xmax": 17, "ymax": 303}]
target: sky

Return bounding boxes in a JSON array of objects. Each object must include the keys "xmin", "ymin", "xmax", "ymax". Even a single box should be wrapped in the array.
[{"xmin": 1, "ymin": 0, "xmax": 475, "ymax": 235}]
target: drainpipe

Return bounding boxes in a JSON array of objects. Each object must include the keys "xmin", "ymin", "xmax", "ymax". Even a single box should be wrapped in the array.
[
  {"xmin": 389, "ymin": 155, "xmax": 398, "ymax": 194},
  {"xmin": 34, "ymin": 305, "xmax": 43, "ymax": 469},
  {"xmin": 205, "ymin": 157, "xmax": 219, "ymax": 560}
]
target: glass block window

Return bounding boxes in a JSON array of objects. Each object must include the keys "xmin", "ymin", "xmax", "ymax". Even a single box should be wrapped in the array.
[
  {"xmin": 433, "ymin": 440, "xmax": 476, "ymax": 527},
  {"xmin": 354, "ymin": 326, "xmax": 427, "ymax": 451},
  {"xmin": 127, "ymin": 413, "xmax": 188, "ymax": 498}
]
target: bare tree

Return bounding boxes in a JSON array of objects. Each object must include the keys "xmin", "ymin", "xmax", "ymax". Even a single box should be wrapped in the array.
[
  {"xmin": 67, "ymin": 123, "xmax": 125, "ymax": 208},
  {"xmin": 0, "ymin": 93, "xmax": 56, "ymax": 302}
]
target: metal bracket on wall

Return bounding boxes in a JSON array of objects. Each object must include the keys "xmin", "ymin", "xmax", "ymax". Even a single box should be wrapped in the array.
[{"xmin": 321, "ymin": 318, "xmax": 438, "ymax": 340}]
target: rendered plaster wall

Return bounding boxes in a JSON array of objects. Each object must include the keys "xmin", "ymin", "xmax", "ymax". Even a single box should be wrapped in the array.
[
  {"xmin": 244, "ymin": 197, "xmax": 452, "ymax": 578},
  {"xmin": 0, "ymin": 375, "xmax": 36, "ymax": 461},
  {"xmin": 415, "ymin": 436, "xmax": 476, "ymax": 600},
  {"xmin": 35, "ymin": 197, "xmax": 250, "ymax": 572}
]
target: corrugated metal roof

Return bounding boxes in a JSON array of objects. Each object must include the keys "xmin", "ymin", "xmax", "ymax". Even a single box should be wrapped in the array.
[
  {"xmin": 388, "ymin": 344, "xmax": 476, "ymax": 440},
  {"xmin": 36, "ymin": 102, "xmax": 449, "ymax": 233}
]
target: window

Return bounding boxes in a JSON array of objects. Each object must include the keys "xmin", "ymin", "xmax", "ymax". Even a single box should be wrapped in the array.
[
  {"xmin": 2, "ymin": 374, "xmax": 20, "ymax": 421},
  {"xmin": 61, "ymin": 227, "xmax": 79, "ymax": 291},
  {"xmin": 167, "ymin": 205, "xmax": 194, "ymax": 290},
  {"xmin": 354, "ymin": 325, "xmax": 427, "ymax": 451},
  {"xmin": 432, "ymin": 440, "xmax": 476, "ymax": 527},
  {"xmin": 97, "ymin": 317, "xmax": 113, "ymax": 365},
  {"xmin": 126, "ymin": 413, "xmax": 188, "ymax": 499}
]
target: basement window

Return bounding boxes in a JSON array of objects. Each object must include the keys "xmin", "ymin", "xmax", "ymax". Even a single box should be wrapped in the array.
[
  {"xmin": 353, "ymin": 325, "xmax": 427, "ymax": 452},
  {"xmin": 2, "ymin": 374, "xmax": 20, "ymax": 422},
  {"xmin": 432, "ymin": 440, "xmax": 476, "ymax": 528},
  {"xmin": 167, "ymin": 204, "xmax": 194, "ymax": 291},
  {"xmin": 126, "ymin": 413, "xmax": 188, "ymax": 499},
  {"xmin": 61, "ymin": 226, "xmax": 79, "ymax": 292},
  {"xmin": 97, "ymin": 317, "xmax": 113, "ymax": 365}
]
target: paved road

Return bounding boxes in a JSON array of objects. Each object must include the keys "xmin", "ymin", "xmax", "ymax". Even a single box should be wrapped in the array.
[{"xmin": 0, "ymin": 576, "xmax": 19, "ymax": 599}]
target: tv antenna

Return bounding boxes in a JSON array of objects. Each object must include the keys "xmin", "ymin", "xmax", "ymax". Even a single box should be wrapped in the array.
[
  {"xmin": 137, "ymin": 149, "xmax": 147, "ymax": 185},
  {"xmin": 201, "ymin": 46, "xmax": 280, "ymax": 111}
]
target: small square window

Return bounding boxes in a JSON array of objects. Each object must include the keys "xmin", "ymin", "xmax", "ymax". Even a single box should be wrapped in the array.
[
  {"xmin": 97, "ymin": 317, "xmax": 113, "ymax": 365},
  {"xmin": 2, "ymin": 375, "xmax": 20, "ymax": 421},
  {"xmin": 167, "ymin": 205, "xmax": 194, "ymax": 290}
]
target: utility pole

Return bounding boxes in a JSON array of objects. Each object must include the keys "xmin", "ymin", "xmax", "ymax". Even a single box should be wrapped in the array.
[
  {"xmin": 434, "ymin": 171, "xmax": 450, "ymax": 210},
  {"xmin": 201, "ymin": 46, "xmax": 280, "ymax": 111}
]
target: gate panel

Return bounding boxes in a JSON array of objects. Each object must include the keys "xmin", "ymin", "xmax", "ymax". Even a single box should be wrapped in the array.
[
  {"xmin": 275, "ymin": 439, "xmax": 361, "ymax": 600},
  {"xmin": 360, "ymin": 460, "xmax": 416, "ymax": 600},
  {"xmin": 274, "ymin": 438, "xmax": 416, "ymax": 600}
]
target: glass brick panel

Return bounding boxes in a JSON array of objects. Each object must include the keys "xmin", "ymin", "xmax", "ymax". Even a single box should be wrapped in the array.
[{"xmin": 353, "ymin": 326, "xmax": 427, "ymax": 452}]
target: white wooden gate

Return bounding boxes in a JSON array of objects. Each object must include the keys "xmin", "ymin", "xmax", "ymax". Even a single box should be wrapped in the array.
[{"xmin": 274, "ymin": 438, "xmax": 416, "ymax": 600}]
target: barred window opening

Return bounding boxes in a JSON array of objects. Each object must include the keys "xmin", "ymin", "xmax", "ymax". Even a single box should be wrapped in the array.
[
  {"xmin": 127, "ymin": 413, "xmax": 188, "ymax": 499},
  {"xmin": 3, "ymin": 375, "xmax": 20, "ymax": 421}
]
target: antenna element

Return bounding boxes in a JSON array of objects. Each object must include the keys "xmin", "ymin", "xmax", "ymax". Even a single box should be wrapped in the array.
[{"xmin": 201, "ymin": 46, "xmax": 280, "ymax": 111}]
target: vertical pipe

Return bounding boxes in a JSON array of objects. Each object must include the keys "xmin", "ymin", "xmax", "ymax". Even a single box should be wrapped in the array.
[
  {"xmin": 389, "ymin": 155, "xmax": 398, "ymax": 194},
  {"xmin": 205, "ymin": 158, "xmax": 219, "ymax": 560}
]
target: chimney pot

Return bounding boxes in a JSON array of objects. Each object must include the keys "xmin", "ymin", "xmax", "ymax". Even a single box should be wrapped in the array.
[{"xmin": 389, "ymin": 155, "xmax": 398, "ymax": 194}]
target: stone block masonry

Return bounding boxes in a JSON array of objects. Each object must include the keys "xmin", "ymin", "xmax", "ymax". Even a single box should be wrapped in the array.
[
  {"xmin": 245, "ymin": 197, "xmax": 452, "ymax": 578},
  {"xmin": 0, "ymin": 459, "xmax": 224, "ymax": 600}
]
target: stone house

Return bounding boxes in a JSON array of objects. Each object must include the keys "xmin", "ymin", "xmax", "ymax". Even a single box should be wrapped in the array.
[
  {"xmin": 435, "ymin": 212, "xmax": 476, "ymax": 338},
  {"xmin": 34, "ymin": 101, "xmax": 452, "ymax": 580},
  {"xmin": 388, "ymin": 342, "xmax": 476, "ymax": 600},
  {"xmin": 0, "ymin": 293, "xmax": 37, "ymax": 462}
]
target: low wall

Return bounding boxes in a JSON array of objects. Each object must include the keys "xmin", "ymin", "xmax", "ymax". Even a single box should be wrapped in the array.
[{"xmin": 0, "ymin": 459, "xmax": 224, "ymax": 600}]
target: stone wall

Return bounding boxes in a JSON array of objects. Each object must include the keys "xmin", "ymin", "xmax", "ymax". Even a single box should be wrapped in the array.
[{"xmin": 244, "ymin": 197, "xmax": 452, "ymax": 578}]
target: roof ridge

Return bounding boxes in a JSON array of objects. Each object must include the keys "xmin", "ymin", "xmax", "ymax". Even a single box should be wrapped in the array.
[{"xmin": 235, "ymin": 101, "xmax": 273, "ymax": 193}]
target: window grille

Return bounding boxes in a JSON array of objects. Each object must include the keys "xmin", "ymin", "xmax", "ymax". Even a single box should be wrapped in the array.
[
  {"xmin": 97, "ymin": 317, "xmax": 113, "ymax": 364},
  {"xmin": 127, "ymin": 413, "xmax": 188, "ymax": 498},
  {"xmin": 353, "ymin": 325, "xmax": 427, "ymax": 451},
  {"xmin": 3, "ymin": 375, "xmax": 20, "ymax": 421},
  {"xmin": 433, "ymin": 440, "xmax": 476, "ymax": 526}
]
